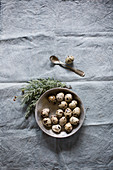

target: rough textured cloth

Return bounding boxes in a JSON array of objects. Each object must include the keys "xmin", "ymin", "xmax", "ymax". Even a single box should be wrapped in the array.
[{"xmin": 0, "ymin": 0, "xmax": 113, "ymax": 169}]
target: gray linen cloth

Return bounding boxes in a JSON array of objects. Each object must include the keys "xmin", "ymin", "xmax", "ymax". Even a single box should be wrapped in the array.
[{"xmin": 0, "ymin": 0, "xmax": 113, "ymax": 169}]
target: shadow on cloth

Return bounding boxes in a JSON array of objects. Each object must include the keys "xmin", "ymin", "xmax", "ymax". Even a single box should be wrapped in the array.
[{"xmin": 39, "ymin": 126, "xmax": 84, "ymax": 153}]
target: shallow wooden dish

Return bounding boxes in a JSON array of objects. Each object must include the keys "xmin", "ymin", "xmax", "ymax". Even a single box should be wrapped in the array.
[{"xmin": 35, "ymin": 88, "xmax": 85, "ymax": 138}]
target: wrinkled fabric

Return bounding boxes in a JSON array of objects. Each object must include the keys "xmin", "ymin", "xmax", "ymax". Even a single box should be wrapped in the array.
[{"xmin": 0, "ymin": 0, "xmax": 113, "ymax": 169}]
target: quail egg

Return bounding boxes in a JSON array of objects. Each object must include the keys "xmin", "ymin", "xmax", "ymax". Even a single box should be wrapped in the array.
[
  {"xmin": 56, "ymin": 92, "xmax": 64, "ymax": 102},
  {"xmin": 51, "ymin": 115, "xmax": 58, "ymax": 124},
  {"xmin": 65, "ymin": 122, "xmax": 73, "ymax": 133},
  {"xmin": 48, "ymin": 95, "xmax": 56, "ymax": 102},
  {"xmin": 69, "ymin": 100, "xmax": 77, "ymax": 109},
  {"xmin": 56, "ymin": 109, "xmax": 64, "ymax": 118},
  {"xmin": 41, "ymin": 108, "xmax": 50, "ymax": 117},
  {"xmin": 59, "ymin": 101, "xmax": 67, "ymax": 110},
  {"xmin": 65, "ymin": 94, "xmax": 72, "ymax": 102},
  {"xmin": 73, "ymin": 107, "xmax": 81, "ymax": 117},
  {"xmin": 43, "ymin": 118, "xmax": 51, "ymax": 127},
  {"xmin": 59, "ymin": 116, "xmax": 67, "ymax": 126},
  {"xmin": 70, "ymin": 116, "xmax": 79, "ymax": 125},
  {"xmin": 64, "ymin": 108, "xmax": 72, "ymax": 118},
  {"xmin": 65, "ymin": 56, "xmax": 74, "ymax": 64},
  {"xmin": 52, "ymin": 124, "xmax": 61, "ymax": 133}
]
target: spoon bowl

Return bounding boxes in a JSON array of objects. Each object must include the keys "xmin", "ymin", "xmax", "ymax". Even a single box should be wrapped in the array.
[{"xmin": 50, "ymin": 55, "xmax": 61, "ymax": 64}]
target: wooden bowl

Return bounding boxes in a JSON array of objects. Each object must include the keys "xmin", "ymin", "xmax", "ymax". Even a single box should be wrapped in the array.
[{"xmin": 35, "ymin": 88, "xmax": 85, "ymax": 138}]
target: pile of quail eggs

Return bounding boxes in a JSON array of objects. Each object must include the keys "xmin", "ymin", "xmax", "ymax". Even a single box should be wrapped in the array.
[{"xmin": 41, "ymin": 92, "xmax": 81, "ymax": 134}]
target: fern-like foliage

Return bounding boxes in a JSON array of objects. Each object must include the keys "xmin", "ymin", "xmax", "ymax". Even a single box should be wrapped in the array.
[{"xmin": 20, "ymin": 78, "xmax": 68, "ymax": 119}]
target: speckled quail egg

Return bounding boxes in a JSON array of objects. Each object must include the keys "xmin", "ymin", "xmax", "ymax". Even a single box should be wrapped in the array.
[
  {"xmin": 65, "ymin": 94, "xmax": 72, "ymax": 102},
  {"xmin": 51, "ymin": 115, "xmax": 58, "ymax": 124},
  {"xmin": 70, "ymin": 116, "xmax": 79, "ymax": 125},
  {"xmin": 43, "ymin": 118, "xmax": 51, "ymax": 127},
  {"xmin": 56, "ymin": 109, "xmax": 64, "ymax": 118},
  {"xmin": 48, "ymin": 95, "xmax": 56, "ymax": 103},
  {"xmin": 58, "ymin": 101, "xmax": 67, "ymax": 110},
  {"xmin": 59, "ymin": 116, "xmax": 67, "ymax": 126},
  {"xmin": 41, "ymin": 108, "xmax": 50, "ymax": 117},
  {"xmin": 73, "ymin": 107, "xmax": 81, "ymax": 117},
  {"xmin": 64, "ymin": 108, "xmax": 72, "ymax": 118},
  {"xmin": 65, "ymin": 56, "xmax": 74, "ymax": 64},
  {"xmin": 65, "ymin": 122, "xmax": 73, "ymax": 133},
  {"xmin": 69, "ymin": 100, "xmax": 77, "ymax": 109},
  {"xmin": 56, "ymin": 92, "xmax": 64, "ymax": 102},
  {"xmin": 52, "ymin": 124, "xmax": 61, "ymax": 133}
]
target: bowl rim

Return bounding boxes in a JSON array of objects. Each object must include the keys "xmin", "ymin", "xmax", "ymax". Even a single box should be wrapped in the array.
[{"xmin": 35, "ymin": 87, "xmax": 85, "ymax": 138}]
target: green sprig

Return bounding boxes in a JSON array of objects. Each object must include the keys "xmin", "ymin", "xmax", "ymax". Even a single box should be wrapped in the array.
[{"xmin": 20, "ymin": 78, "xmax": 71, "ymax": 119}]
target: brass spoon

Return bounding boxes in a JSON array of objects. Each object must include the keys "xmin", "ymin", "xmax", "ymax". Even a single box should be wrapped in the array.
[{"xmin": 50, "ymin": 55, "xmax": 85, "ymax": 77}]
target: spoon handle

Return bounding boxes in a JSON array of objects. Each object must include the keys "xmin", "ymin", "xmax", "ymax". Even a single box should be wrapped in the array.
[{"xmin": 61, "ymin": 64, "xmax": 85, "ymax": 77}]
